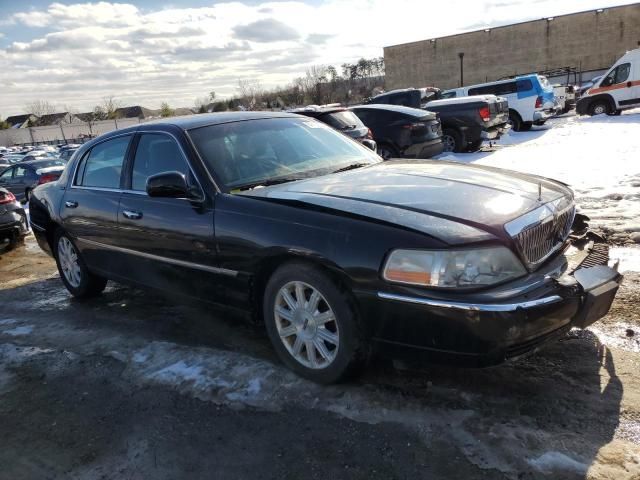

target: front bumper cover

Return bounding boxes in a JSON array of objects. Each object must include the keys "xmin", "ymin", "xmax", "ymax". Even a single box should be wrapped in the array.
[{"xmin": 365, "ymin": 241, "xmax": 622, "ymax": 366}]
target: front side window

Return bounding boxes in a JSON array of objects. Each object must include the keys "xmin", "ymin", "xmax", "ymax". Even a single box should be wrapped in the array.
[
  {"xmin": 131, "ymin": 134, "xmax": 189, "ymax": 191},
  {"xmin": 189, "ymin": 117, "xmax": 380, "ymax": 190},
  {"xmin": 76, "ymin": 135, "xmax": 130, "ymax": 189},
  {"xmin": 602, "ymin": 63, "xmax": 631, "ymax": 86},
  {"xmin": 14, "ymin": 166, "xmax": 28, "ymax": 179}
]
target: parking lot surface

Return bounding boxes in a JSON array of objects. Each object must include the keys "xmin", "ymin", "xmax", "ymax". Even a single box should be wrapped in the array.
[{"xmin": 1, "ymin": 112, "xmax": 640, "ymax": 479}]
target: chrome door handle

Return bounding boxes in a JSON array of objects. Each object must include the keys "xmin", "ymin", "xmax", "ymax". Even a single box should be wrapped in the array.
[
  {"xmin": 65, "ymin": 201, "xmax": 78, "ymax": 208},
  {"xmin": 122, "ymin": 210, "xmax": 143, "ymax": 220}
]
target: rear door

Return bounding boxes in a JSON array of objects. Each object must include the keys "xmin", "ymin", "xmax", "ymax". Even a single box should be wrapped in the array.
[
  {"xmin": 10, "ymin": 165, "xmax": 36, "ymax": 201},
  {"xmin": 116, "ymin": 131, "xmax": 220, "ymax": 301},
  {"xmin": 61, "ymin": 134, "xmax": 132, "ymax": 276}
]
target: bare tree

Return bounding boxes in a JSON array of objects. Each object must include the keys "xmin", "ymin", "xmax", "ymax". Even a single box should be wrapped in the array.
[
  {"xmin": 236, "ymin": 79, "xmax": 263, "ymax": 110},
  {"xmin": 24, "ymin": 100, "xmax": 57, "ymax": 117},
  {"xmin": 100, "ymin": 95, "xmax": 123, "ymax": 119}
]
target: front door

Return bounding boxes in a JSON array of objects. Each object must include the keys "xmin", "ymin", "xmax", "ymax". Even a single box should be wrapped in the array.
[
  {"xmin": 595, "ymin": 62, "xmax": 635, "ymax": 107},
  {"xmin": 61, "ymin": 134, "xmax": 133, "ymax": 276},
  {"xmin": 116, "ymin": 132, "xmax": 221, "ymax": 302}
]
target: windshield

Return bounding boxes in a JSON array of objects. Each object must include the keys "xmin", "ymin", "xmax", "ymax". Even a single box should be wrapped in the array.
[{"xmin": 189, "ymin": 117, "xmax": 380, "ymax": 190}]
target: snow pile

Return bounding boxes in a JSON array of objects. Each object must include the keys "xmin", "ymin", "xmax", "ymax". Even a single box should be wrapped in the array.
[
  {"xmin": 527, "ymin": 451, "xmax": 589, "ymax": 474},
  {"xmin": 442, "ymin": 110, "xmax": 640, "ymax": 243}
]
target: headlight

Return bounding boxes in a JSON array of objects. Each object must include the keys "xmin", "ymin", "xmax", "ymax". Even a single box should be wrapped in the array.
[{"xmin": 382, "ymin": 247, "xmax": 526, "ymax": 289}]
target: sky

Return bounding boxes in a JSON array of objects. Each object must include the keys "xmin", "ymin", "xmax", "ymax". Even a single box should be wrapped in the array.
[{"xmin": 0, "ymin": 0, "xmax": 638, "ymax": 116}]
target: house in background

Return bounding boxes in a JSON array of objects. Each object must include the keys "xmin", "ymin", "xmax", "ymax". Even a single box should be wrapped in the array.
[
  {"xmin": 5, "ymin": 114, "xmax": 38, "ymax": 128},
  {"xmin": 35, "ymin": 112, "xmax": 81, "ymax": 126},
  {"xmin": 114, "ymin": 106, "xmax": 155, "ymax": 119}
]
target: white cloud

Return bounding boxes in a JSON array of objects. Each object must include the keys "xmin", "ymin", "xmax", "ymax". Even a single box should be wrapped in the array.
[{"xmin": 0, "ymin": 0, "xmax": 638, "ymax": 115}]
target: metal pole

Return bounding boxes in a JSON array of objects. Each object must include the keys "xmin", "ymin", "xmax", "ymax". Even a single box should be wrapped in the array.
[{"xmin": 458, "ymin": 52, "xmax": 465, "ymax": 87}]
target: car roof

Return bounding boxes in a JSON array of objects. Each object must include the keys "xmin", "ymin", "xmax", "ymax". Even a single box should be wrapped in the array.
[
  {"xmin": 142, "ymin": 111, "xmax": 301, "ymax": 130},
  {"xmin": 288, "ymin": 106, "xmax": 347, "ymax": 117},
  {"xmin": 350, "ymin": 104, "xmax": 427, "ymax": 116},
  {"xmin": 21, "ymin": 159, "xmax": 64, "ymax": 167}
]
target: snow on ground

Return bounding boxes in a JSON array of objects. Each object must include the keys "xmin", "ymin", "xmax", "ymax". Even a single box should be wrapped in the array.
[{"xmin": 441, "ymin": 109, "xmax": 640, "ymax": 244}]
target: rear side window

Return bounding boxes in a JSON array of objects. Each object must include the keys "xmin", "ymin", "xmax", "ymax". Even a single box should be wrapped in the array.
[
  {"xmin": 131, "ymin": 134, "xmax": 189, "ymax": 191},
  {"xmin": 516, "ymin": 79, "xmax": 533, "ymax": 92},
  {"xmin": 75, "ymin": 135, "xmax": 130, "ymax": 188},
  {"xmin": 0, "ymin": 167, "xmax": 14, "ymax": 180},
  {"xmin": 321, "ymin": 111, "xmax": 365, "ymax": 131},
  {"xmin": 469, "ymin": 82, "xmax": 517, "ymax": 96}
]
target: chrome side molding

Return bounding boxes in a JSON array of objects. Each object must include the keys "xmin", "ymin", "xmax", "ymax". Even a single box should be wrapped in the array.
[
  {"xmin": 377, "ymin": 292, "xmax": 564, "ymax": 312},
  {"xmin": 76, "ymin": 237, "xmax": 238, "ymax": 277}
]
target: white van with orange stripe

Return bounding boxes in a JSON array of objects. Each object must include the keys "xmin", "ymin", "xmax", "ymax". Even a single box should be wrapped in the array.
[{"xmin": 577, "ymin": 48, "xmax": 640, "ymax": 116}]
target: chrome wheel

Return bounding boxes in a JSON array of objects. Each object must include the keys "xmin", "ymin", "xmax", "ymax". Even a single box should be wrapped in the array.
[
  {"xmin": 58, "ymin": 237, "xmax": 81, "ymax": 288},
  {"xmin": 593, "ymin": 103, "xmax": 607, "ymax": 115},
  {"xmin": 442, "ymin": 134, "xmax": 456, "ymax": 152},
  {"xmin": 274, "ymin": 281, "xmax": 339, "ymax": 369}
]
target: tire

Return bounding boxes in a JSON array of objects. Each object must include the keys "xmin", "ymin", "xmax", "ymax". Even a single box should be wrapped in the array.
[
  {"xmin": 508, "ymin": 111, "xmax": 523, "ymax": 132},
  {"xmin": 608, "ymin": 109, "xmax": 622, "ymax": 116},
  {"xmin": 377, "ymin": 143, "xmax": 398, "ymax": 160},
  {"xmin": 467, "ymin": 139, "xmax": 483, "ymax": 152},
  {"xmin": 54, "ymin": 230, "xmax": 107, "ymax": 298},
  {"xmin": 441, "ymin": 129, "xmax": 464, "ymax": 153},
  {"xmin": 263, "ymin": 262, "xmax": 367, "ymax": 384},
  {"xmin": 520, "ymin": 122, "xmax": 533, "ymax": 131},
  {"xmin": 589, "ymin": 100, "xmax": 610, "ymax": 116}
]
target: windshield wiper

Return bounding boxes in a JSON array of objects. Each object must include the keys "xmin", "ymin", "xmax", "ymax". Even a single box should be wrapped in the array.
[
  {"xmin": 233, "ymin": 176, "xmax": 303, "ymax": 191},
  {"xmin": 331, "ymin": 163, "xmax": 370, "ymax": 174}
]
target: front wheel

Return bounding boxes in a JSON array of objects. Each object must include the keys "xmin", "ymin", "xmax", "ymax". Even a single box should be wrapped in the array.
[
  {"xmin": 589, "ymin": 100, "xmax": 610, "ymax": 116},
  {"xmin": 55, "ymin": 231, "xmax": 107, "ymax": 298},
  {"xmin": 263, "ymin": 263, "xmax": 367, "ymax": 383}
]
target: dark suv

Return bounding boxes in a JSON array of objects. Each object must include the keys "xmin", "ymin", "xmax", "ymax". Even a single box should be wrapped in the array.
[
  {"xmin": 350, "ymin": 104, "xmax": 443, "ymax": 159},
  {"xmin": 290, "ymin": 106, "xmax": 376, "ymax": 151}
]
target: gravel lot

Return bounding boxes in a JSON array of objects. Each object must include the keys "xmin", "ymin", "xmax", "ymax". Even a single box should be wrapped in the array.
[{"xmin": 1, "ymin": 113, "xmax": 640, "ymax": 480}]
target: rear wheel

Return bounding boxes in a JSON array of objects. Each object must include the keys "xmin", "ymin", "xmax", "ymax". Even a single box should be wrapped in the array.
[
  {"xmin": 589, "ymin": 100, "xmax": 610, "ymax": 116},
  {"xmin": 508, "ymin": 111, "xmax": 523, "ymax": 131},
  {"xmin": 54, "ymin": 231, "xmax": 107, "ymax": 298},
  {"xmin": 441, "ymin": 129, "xmax": 464, "ymax": 153},
  {"xmin": 377, "ymin": 143, "xmax": 398, "ymax": 160},
  {"xmin": 263, "ymin": 262, "xmax": 367, "ymax": 383}
]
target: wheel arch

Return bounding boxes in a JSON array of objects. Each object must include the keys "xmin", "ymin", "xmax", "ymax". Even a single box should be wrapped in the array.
[
  {"xmin": 250, "ymin": 251, "xmax": 360, "ymax": 326},
  {"xmin": 587, "ymin": 94, "xmax": 616, "ymax": 111}
]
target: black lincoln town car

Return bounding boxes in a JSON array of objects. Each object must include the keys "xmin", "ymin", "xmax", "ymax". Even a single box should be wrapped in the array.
[{"xmin": 29, "ymin": 112, "xmax": 622, "ymax": 383}]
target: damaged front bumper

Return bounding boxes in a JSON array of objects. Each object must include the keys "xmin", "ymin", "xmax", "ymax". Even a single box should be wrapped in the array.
[{"xmin": 363, "ymin": 239, "xmax": 622, "ymax": 366}]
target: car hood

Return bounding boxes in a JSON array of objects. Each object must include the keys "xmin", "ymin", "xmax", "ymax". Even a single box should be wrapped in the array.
[{"xmin": 243, "ymin": 160, "xmax": 573, "ymax": 245}]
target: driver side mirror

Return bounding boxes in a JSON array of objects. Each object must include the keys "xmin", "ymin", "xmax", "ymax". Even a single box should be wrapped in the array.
[{"xmin": 146, "ymin": 171, "xmax": 202, "ymax": 200}]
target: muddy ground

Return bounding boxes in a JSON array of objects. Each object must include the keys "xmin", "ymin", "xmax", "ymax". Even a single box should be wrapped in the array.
[{"xmin": 1, "ymin": 235, "xmax": 639, "ymax": 480}]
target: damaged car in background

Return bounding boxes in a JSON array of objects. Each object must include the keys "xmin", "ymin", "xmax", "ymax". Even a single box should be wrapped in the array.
[{"xmin": 29, "ymin": 112, "xmax": 622, "ymax": 384}]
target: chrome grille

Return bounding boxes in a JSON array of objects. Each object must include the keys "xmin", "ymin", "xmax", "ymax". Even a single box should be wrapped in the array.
[{"xmin": 506, "ymin": 198, "xmax": 575, "ymax": 269}]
